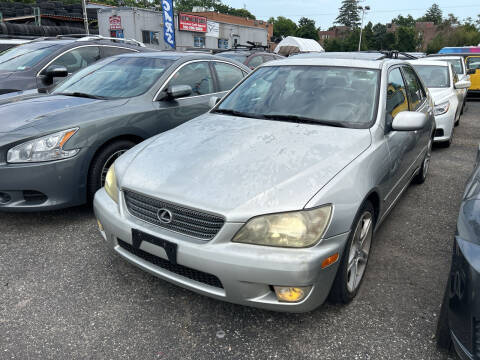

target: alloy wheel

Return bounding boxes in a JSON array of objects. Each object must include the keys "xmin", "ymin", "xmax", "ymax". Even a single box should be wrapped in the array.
[
  {"xmin": 100, "ymin": 150, "xmax": 127, "ymax": 187},
  {"xmin": 423, "ymin": 138, "xmax": 432, "ymax": 180},
  {"xmin": 346, "ymin": 211, "xmax": 373, "ymax": 293}
]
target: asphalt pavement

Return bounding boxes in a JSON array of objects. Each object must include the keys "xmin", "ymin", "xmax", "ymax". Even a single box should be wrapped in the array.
[{"xmin": 1, "ymin": 100, "xmax": 479, "ymax": 360}]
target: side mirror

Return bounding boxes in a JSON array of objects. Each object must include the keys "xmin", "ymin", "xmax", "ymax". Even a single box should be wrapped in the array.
[
  {"xmin": 455, "ymin": 80, "xmax": 471, "ymax": 89},
  {"xmin": 467, "ymin": 68, "xmax": 476, "ymax": 75},
  {"xmin": 39, "ymin": 65, "xmax": 68, "ymax": 86},
  {"xmin": 167, "ymin": 84, "xmax": 192, "ymax": 99},
  {"xmin": 208, "ymin": 96, "xmax": 221, "ymax": 108},
  {"xmin": 391, "ymin": 111, "xmax": 427, "ymax": 131}
]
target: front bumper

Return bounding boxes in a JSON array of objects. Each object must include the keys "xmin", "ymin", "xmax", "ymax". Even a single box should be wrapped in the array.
[
  {"xmin": 434, "ymin": 107, "xmax": 455, "ymax": 143},
  {"xmin": 0, "ymin": 151, "xmax": 87, "ymax": 211},
  {"xmin": 94, "ymin": 189, "xmax": 350, "ymax": 312}
]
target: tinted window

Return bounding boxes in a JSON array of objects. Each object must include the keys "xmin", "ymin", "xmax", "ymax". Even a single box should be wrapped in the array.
[
  {"xmin": 0, "ymin": 42, "xmax": 62, "ymax": 71},
  {"xmin": 50, "ymin": 46, "xmax": 101, "ymax": 74},
  {"xmin": 443, "ymin": 58, "xmax": 463, "ymax": 74},
  {"xmin": 101, "ymin": 46, "xmax": 136, "ymax": 57},
  {"xmin": 467, "ymin": 57, "xmax": 480, "ymax": 70},
  {"xmin": 217, "ymin": 53, "xmax": 248, "ymax": 64},
  {"xmin": 402, "ymin": 66, "xmax": 426, "ymax": 110},
  {"xmin": 412, "ymin": 64, "xmax": 450, "ymax": 89},
  {"xmin": 247, "ymin": 55, "xmax": 264, "ymax": 68},
  {"xmin": 53, "ymin": 56, "xmax": 173, "ymax": 99},
  {"xmin": 215, "ymin": 65, "xmax": 380, "ymax": 129},
  {"xmin": 213, "ymin": 62, "xmax": 244, "ymax": 92},
  {"xmin": 168, "ymin": 61, "xmax": 213, "ymax": 96},
  {"xmin": 386, "ymin": 68, "xmax": 408, "ymax": 123}
]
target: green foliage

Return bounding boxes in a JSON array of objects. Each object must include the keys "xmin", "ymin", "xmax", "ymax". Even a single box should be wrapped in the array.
[
  {"xmin": 392, "ymin": 14, "xmax": 416, "ymax": 27},
  {"xmin": 427, "ymin": 24, "xmax": 480, "ymax": 53},
  {"xmin": 335, "ymin": 0, "xmax": 360, "ymax": 28},
  {"xmin": 269, "ymin": 16, "xmax": 297, "ymax": 39},
  {"xmin": 295, "ymin": 17, "xmax": 319, "ymax": 40},
  {"xmin": 395, "ymin": 26, "xmax": 419, "ymax": 51},
  {"xmin": 419, "ymin": 3, "xmax": 443, "ymax": 25},
  {"xmin": 173, "ymin": 0, "xmax": 255, "ymax": 19}
]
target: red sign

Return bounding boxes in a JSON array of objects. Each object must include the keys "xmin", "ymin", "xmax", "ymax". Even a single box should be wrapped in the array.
[
  {"xmin": 179, "ymin": 13, "xmax": 207, "ymax": 33},
  {"xmin": 109, "ymin": 15, "xmax": 122, "ymax": 30}
]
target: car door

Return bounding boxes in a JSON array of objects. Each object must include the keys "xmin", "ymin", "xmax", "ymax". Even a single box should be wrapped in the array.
[
  {"xmin": 451, "ymin": 67, "xmax": 463, "ymax": 118},
  {"xmin": 152, "ymin": 60, "xmax": 221, "ymax": 131},
  {"xmin": 383, "ymin": 66, "xmax": 425, "ymax": 206}
]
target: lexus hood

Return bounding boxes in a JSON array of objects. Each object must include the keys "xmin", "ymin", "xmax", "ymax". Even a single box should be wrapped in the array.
[{"xmin": 117, "ymin": 114, "xmax": 372, "ymax": 221}]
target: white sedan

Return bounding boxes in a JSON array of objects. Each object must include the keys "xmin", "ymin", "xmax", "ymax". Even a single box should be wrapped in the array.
[{"xmin": 409, "ymin": 59, "xmax": 470, "ymax": 147}]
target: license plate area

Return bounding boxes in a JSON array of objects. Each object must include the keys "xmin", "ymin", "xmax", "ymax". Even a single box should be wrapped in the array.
[{"xmin": 131, "ymin": 229, "xmax": 178, "ymax": 265}]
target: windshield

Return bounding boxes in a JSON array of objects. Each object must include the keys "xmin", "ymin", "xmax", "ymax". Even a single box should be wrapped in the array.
[
  {"xmin": 0, "ymin": 42, "xmax": 62, "ymax": 71},
  {"xmin": 413, "ymin": 65, "xmax": 450, "ymax": 88},
  {"xmin": 443, "ymin": 59, "xmax": 463, "ymax": 74},
  {"xmin": 215, "ymin": 65, "xmax": 380, "ymax": 128},
  {"xmin": 217, "ymin": 53, "xmax": 248, "ymax": 64},
  {"xmin": 53, "ymin": 56, "xmax": 174, "ymax": 99},
  {"xmin": 467, "ymin": 57, "xmax": 480, "ymax": 70}
]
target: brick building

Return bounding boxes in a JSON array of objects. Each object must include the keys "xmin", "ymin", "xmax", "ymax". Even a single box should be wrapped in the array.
[
  {"xmin": 387, "ymin": 21, "xmax": 438, "ymax": 51},
  {"xmin": 318, "ymin": 26, "xmax": 350, "ymax": 46}
]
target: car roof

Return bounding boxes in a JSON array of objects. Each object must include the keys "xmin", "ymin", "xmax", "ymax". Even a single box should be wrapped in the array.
[
  {"xmin": 262, "ymin": 56, "xmax": 405, "ymax": 70},
  {"xmin": 424, "ymin": 55, "xmax": 463, "ymax": 60},
  {"xmin": 408, "ymin": 59, "xmax": 450, "ymax": 67}
]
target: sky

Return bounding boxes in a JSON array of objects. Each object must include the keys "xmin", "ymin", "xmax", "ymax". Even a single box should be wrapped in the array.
[{"xmin": 223, "ymin": 0, "xmax": 480, "ymax": 29}]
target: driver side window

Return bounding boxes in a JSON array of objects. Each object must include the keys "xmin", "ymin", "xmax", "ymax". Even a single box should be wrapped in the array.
[
  {"xmin": 167, "ymin": 61, "xmax": 214, "ymax": 97},
  {"xmin": 49, "ymin": 46, "xmax": 101, "ymax": 74},
  {"xmin": 386, "ymin": 68, "xmax": 408, "ymax": 127}
]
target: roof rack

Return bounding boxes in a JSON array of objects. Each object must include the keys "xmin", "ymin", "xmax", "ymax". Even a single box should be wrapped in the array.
[
  {"xmin": 54, "ymin": 34, "xmax": 146, "ymax": 47},
  {"xmin": 231, "ymin": 41, "xmax": 269, "ymax": 51},
  {"xmin": 377, "ymin": 50, "xmax": 418, "ymax": 60}
]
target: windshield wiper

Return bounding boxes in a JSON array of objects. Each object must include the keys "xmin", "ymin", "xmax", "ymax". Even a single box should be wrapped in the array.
[
  {"xmin": 261, "ymin": 114, "xmax": 349, "ymax": 128},
  {"xmin": 212, "ymin": 108, "xmax": 266, "ymax": 119},
  {"xmin": 57, "ymin": 92, "xmax": 108, "ymax": 100}
]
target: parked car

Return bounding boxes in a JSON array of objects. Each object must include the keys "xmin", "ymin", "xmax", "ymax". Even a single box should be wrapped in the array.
[
  {"xmin": 409, "ymin": 59, "xmax": 470, "ymax": 146},
  {"xmin": 436, "ymin": 145, "xmax": 480, "ymax": 359},
  {"xmin": 0, "ymin": 35, "xmax": 149, "ymax": 95},
  {"xmin": 430, "ymin": 48, "xmax": 480, "ymax": 96},
  {"xmin": 217, "ymin": 45, "xmax": 283, "ymax": 69},
  {"xmin": 0, "ymin": 52, "xmax": 250, "ymax": 211},
  {"xmin": 0, "ymin": 36, "xmax": 32, "ymax": 52},
  {"xmin": 424, "ymin": 55, "xmax": 470, "ymax": 114},
  {"xmin": 94, "ymin": 54, "xmax": 435, "ymax": 312}
]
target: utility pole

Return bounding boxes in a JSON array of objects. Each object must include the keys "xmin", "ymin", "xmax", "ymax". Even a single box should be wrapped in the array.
[
  {"xmin": 82, "ymin": 0, "xmax": 89, "ymax": 35},
  {"xmin": 357, "ymin": 5, "xmax": 370, "ymax": 51}
]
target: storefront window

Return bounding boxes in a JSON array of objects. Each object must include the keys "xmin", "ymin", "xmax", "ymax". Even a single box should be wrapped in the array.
[
  {"xmin": 142, "ymin": 30, "xmax": 160, "ymax": 45},
  {"xmin": 218, "ymin": 39, "xmax": 229, "ymax": 49},
  {"xmin": 194, "ymin": 36, "xmax": 205, "ymax": 48}
]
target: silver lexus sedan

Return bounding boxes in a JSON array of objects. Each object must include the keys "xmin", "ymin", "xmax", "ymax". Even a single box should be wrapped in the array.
[{"xmin": 94, "ymin": 54, "xmax": 435, "ymax": 312}]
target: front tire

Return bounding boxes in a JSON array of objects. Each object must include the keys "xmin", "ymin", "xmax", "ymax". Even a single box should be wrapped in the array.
[
  {"xmin": 329, "ymin": 201, "xmax": 375, "ymax": 303},
  {"xmin": 436, "ymin": 283, "xmax": 452, "ymax": 351},
  {"xmin": 87, "ymin": 140, "xmax": 136, "ymax": 202}
]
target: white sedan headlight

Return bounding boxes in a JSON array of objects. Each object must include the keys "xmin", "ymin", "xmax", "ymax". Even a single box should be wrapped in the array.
[
  {"xmin": 7, "ymin": 128, "xmax": 79, "ymax": 163},
  {"xmin": 232, "ymin": 205, "xmax": 332, "ymax": 248},
  {"xmin": 434, "ymin": 101, "xmax": 450, "ymax": 116}
]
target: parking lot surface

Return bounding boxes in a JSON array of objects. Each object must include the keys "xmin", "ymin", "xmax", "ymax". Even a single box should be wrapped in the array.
[{"xmin": 1, "ymin": 100, "xmax": 479, "ymax": 360}]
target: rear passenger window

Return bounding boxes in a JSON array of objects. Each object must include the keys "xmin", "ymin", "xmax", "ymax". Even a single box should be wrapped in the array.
[
  {"xmin": 247, "ymin": 55, "xmax": 264, "ymax": 69},
  {"xmin": 213, "ymin": 62, "xmax": 244, "ymax": 92},
  {"xmin": 386, "ymin": 68, "xmax": 408, "ymax": 122},
  {"xmin": 168, "ymin": 61, "xmax": 214, "ymax": 96},
  {"xmin": 50, "ymin": 46, "xmax": 101, "ymax": 74},
  {"xmin": 101, "ymin": 46, "xmax": 136, "ymax": 57},
  {"xmin": 402, "ymin": 66, "xmax": 426, "ymax": 111}
]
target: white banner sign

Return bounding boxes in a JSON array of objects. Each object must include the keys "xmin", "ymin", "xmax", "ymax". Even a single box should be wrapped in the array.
[{"xmin": 206, "ymin": 21, "xmax": 219, "ymax": 38}]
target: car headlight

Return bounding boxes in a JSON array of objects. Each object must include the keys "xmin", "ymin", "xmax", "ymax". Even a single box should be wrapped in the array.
[
  {"xmin": 434, "ymin": 101, "xmax": 450, "ymax": 116},
  {"xmin": 7, "ymin": 128, "xmax": 79, "ymax": 163},
  {"xmin": 104, "ymin": 163, "xmax": 119, "ymax": 204},
  {"xmin": 232, "ymin": 205, "xmax": 332, "ymax": 248}
]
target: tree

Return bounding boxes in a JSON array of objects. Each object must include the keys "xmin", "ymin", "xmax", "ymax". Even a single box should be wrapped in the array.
[
  {"xmin": 421, "ymin": 3, "xmax": 443, "ymax": 25},
  {"xmin": 335, "ymin": 0, "xmax": 360, "ymax": 28},
  {"xmin": 395, "ymin": 26, "xmax": 419, "ymax": 51},
  {"xmin": 392, "ymin": 14, "xmax": 416, "ymax": 27},
  {"xmin": 296, "ymin": 17, "xmax": 319, "ymax": 40},
  {"xmin": 174, "ymin": 0, "xmax": 255, "ymax": 19},
  {"xmin": 269, "ymin": 16, "xmax": 297, "ymax": 39}
]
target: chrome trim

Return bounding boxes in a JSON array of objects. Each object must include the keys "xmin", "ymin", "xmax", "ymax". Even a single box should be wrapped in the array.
[{"xmin": 153, "ymin": 59, "xmax": 246, "ymax": 101}]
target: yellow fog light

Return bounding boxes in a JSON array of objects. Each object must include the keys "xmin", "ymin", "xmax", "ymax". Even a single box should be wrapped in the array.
[
  {"xmin": 97, "ymin": 219, "xmax": 104, "ymax": 232},
  {"xmin": 273, "ymin": 286, "xmax": 312, "ymax": 303}
]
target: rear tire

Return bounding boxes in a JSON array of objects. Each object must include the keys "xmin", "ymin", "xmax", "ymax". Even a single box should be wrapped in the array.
[
  {"xmin": 413, "ymin": 137, "xmax": 432, "ymax": 184},
  {"xmin": 87, "ymin": 140, "xmax": 136, "ymax": 202},
  {"xmin": 329, "ymin": 201, "xmax": 375, "ymax": 304}
]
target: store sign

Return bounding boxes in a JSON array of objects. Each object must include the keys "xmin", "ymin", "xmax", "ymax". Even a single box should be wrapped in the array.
[
  {"xmin": 179, "ymin": 13, "xmax": 207, "ymax": 33},
  {"xmin": 162, "ymin": 0, "xmax": 175, "ymax": 48},
  {"xmin": 206, "ymin": 21, "xmax": 219, "ymax": 38},
  {"xmin": 109, "ymin": 15, "xmax": 122, "ymax": 30}
]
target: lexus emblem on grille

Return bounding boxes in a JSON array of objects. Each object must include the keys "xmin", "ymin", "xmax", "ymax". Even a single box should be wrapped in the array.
[{"xmin": 157, "ymin": 208, "xmax": 173, "ymax": 224}]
